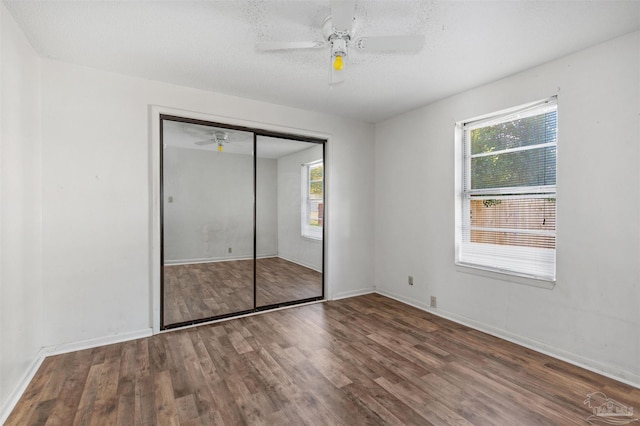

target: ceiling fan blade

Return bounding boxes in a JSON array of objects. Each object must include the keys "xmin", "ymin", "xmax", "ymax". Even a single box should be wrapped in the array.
[
  {"xmin": 355, "ymin": 35, "xmax": 425, "ymax": 52},
  {"xmin": 331, "ymin": 0, "xmax": 356, "ymax": 32},
  {"xmin": 194, "ymin": 140, "xmax": 215, "ymax": 146},
  {"xmin": 256, "ymin": 41, "xmax": 325, "ymax": 51}
]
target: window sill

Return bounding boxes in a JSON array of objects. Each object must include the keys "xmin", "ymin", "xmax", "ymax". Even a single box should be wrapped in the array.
[{"xmin": 455, "ymin": 262, "xmax": 556, "ymax": 289}]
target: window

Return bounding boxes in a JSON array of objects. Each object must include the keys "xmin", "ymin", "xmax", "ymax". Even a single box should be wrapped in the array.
[
  {"xmin": 456, "ymin": 98, "xmax": 557, "ymax": 281},
  {"xmin": 302, "ymin": 160, "xmax": 323, "ymax": 239}
]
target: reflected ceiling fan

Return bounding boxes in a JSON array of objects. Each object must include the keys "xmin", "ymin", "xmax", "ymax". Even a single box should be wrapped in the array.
[
  {"xmin": 256, "ymin": 0, "xmax": 425, "ymax": 85},
  {"xmin": 194, "ymin": 130, "xmax": 233, "ymax": 152}
]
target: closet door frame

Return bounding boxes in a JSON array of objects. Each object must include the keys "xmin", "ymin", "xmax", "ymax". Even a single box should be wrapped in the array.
[{"xmin": 159, "ymin": 114, "xmax": 326, "ymax": 330}]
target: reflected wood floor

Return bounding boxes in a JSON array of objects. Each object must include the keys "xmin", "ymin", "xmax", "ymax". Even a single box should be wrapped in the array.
[
  {"xmin": 163, "ymin": 258, "xmax": 322, "ymax": 325},
  {"xmin": 7, "ymin": 294, "xmax": 639, "ymax": 425}
]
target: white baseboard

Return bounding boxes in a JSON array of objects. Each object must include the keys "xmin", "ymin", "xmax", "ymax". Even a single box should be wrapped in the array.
[
  {"xmin": 45, "ymin": 328, "xmax": 153, "ymax": 356},
  {"xmin": 374, "ymin": 288, "xmax": 640, "ymax": 390},
  {"xmin": 164, "ymin": 255, "xmax": 257, "ymax": 265},
  {"xmin": 277, "ymin": 254, "xmax": 322, "ymax": 273},
  {"xmin": 165, "ymin": 254, "xmax": 300, "ymax": 266},
  {"xmin": 0, "ymin": 347, "xmax": 48, "ymax": 425},
  {"xmin": 331, "ymin": 286, "xmax": 375, "ymax": 301},
  {"xmin": 0, "ymin": 328, "xmax": 153, "ymax": 424},
  {"xmin": 374, "ymin": 288, "xmax": 431, "ymax": 311}
]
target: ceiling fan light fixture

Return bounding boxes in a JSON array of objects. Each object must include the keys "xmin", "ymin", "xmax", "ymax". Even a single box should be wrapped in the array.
[
  {"xmin": 331, "ymin": 37, "xmax": 347, "ymax": 71},
  {"xmin": 333, "ymin": 55, "xmax": 344, "ymax": 71}
]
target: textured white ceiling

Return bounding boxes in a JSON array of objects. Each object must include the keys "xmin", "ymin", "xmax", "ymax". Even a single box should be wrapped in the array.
[{"xmin": 4, "ymin": 0, "xmax": 640, "ymax": 122}]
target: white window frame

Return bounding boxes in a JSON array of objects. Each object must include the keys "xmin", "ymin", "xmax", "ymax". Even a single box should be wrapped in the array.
[
  {"xmin": 456, "ymin": 97, "xmax": 557, "ymax": 283},
  {"xmin": 301, "ymin": 160, "xmax": 323, "ymax": 240}
]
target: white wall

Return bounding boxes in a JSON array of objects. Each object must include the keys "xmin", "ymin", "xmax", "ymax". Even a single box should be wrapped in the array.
[
  {"xmin": 163, "ymin": 147, "xmax": 277, "ymax": 262},
  {"xmin": 277, "ymin": 143, "xmax": 324, "ymax": 271},
  {"xmin": 375, "ymin": 31, "xmax": 640, "ymax": 385},
  {"xmin": 0, "ymin": 3, "xmax": 43, "ymax": 417},
  {"xmin": 256, "ymin": 156, "xmax": 279, "ymax": 258},
  {"xmin": 39, "ymin": 58, "xmax": 375, "ymax": 347}
]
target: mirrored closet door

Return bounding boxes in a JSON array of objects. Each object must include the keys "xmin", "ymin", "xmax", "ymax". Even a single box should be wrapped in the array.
[
  {"xmin": 160, "ymin": 116, "xmax": 325, "ymax": 329},
  {"xmin": 161, "ymin": 119, "xmax": 255, "ymax": 327},
  {"xmin": 256, "ymin": 136, "xmax": 323, "ymax": 307}
]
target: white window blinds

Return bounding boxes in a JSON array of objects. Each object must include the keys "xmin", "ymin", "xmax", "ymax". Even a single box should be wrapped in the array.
[{"xmin": 458, "ymin": 98, "xmax": 557, "ymax": 281}]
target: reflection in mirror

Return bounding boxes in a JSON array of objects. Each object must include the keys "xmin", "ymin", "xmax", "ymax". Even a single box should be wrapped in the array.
[
  {"xmin": 162, "ymin": 120, "xmax": 255, "ymax": 326},
  {"xmin": 256, "ymin": 136, "xmax": 324, "ymax": 307}
]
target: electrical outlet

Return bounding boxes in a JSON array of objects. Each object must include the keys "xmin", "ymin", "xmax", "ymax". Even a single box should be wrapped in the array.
[
  {"xmin": 408, "ymin": 276, "xmax": 414, "ymax": 286},
  {"xmin": 430, "ymin": 296, "xmax": 437, "ymax": 308},
  {"xmin": 228, "ymin": 247, "xmax": 232, "ymax": 253}
]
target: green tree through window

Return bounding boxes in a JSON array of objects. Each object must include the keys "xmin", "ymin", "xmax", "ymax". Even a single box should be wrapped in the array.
[
  {"xmin": 470, "ymin": 112, "xmax": 557, "ymax": 190},
  {"xmin": 457, "ymin": 98, "xmax": 557, "ymax": 281}
]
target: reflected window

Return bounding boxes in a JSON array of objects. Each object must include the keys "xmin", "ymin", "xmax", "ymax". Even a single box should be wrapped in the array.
[{"xmin": 302, "ymin": 160, "xmax": 323, "ymax": 239}]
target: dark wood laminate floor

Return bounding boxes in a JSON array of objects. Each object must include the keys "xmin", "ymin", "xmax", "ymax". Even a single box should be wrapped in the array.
[
  {"xmin": 163, "ymin": 258, "xmax": 322, "ymax": 325},
  {"xmin": 7, "ymin": 294, "xmax": 639, "ymax": 425}
]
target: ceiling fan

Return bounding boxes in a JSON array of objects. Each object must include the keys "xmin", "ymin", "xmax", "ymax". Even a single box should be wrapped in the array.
[
  {"xmin": 194, "ymin": 130, "xmax": 232, "ymax": 152},
  {"xmin": 255, "ymin": 0, "xmax": 425, "ymax": 85}
]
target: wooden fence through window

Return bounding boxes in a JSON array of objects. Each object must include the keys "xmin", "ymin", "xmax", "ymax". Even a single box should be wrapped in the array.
[{"xmin": 470, "ymin": 198, "xmax": 556, "ymax": 249}]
